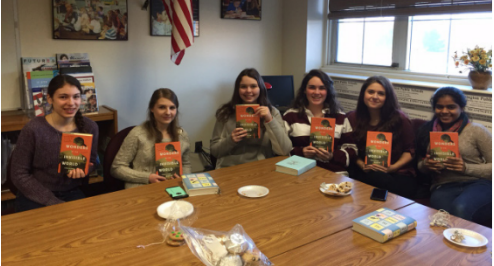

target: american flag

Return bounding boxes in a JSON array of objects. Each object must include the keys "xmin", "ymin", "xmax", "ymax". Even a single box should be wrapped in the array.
[{"xmin": 162, "ymin": 0, "xmax": 194, "ymax": 65}]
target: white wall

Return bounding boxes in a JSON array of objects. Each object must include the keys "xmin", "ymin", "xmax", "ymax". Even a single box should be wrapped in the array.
[
  {"xmin": 281, "ymin": 0, "xmax": 326, "ymax": 91},
  {"xmin": 1, "ymin": 0, "xmax": 22, "ymax": 110},
  {"xmin": 281, "ymin": 0, "xmax": 307, "ymax": 90},
  {"xmin": 3, "ymin": 0, "xmax": 284, "ymax": 171}
]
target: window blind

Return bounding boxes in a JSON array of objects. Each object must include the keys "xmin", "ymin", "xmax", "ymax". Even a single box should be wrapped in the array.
[{"xmin": 328, "ymin": 0, "xmax": 492, "ymax": 19}]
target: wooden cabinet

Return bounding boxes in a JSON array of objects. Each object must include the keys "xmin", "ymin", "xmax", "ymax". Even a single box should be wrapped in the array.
[{"xmin": 1, "ymin": 105, "xmax": 118, "ymax": 201}]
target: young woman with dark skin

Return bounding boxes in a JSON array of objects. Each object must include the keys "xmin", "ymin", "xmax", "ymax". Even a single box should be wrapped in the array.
[{"xmin": 416, "ymin": 87, "xmax": 491, "ymax": 224}]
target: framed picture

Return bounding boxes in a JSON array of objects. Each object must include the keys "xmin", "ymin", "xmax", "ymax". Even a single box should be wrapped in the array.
[
  {"xmin": 53, "ymin": 0, "xmax": 128, "ymax": 40},
  {"xmin": 150, "ymin": 0, "xmax": 199, "ymax": 37},
  {"xmin": 221, "ymin": 0, "xmax": 261, "ymax": 20}
]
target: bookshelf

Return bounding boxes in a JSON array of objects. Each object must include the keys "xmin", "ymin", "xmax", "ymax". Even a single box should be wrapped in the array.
[{"xmin": 1, "ymin": 105, "xmax": 118, "ymax": 201}]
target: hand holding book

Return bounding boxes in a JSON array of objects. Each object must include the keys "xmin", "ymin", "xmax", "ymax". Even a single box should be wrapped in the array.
[
  {"xmin": 314, "ymin": 148, "xmax": 332, "ymax": 162},
  {"xmin": 231, "ymin": 128, "xmax": 248, "ymax": 142},
  {"xmin": 149, "ymin": 173, "xmax": 181, "ymax": 183},
  {"xmin": 442, "ymin": 157, "xmax": 466, "ymax": 173},
  {"xmin": 366, "ymin": 163, "xmax": 398, "ymax": 174},
  {"xmin": 423, "ymin": 155, "xmax": 445, "ymax": 174},
  {"xmin": 67, "ymin": 162, "xmax": 93, "ymax": 178},
  {"xmin": 254, "ymin": 106, "xmax": 272, "ymax": 123},
  {"xmin": 357, "ymin": 158, "xmax": 398, "ymax": 174}
]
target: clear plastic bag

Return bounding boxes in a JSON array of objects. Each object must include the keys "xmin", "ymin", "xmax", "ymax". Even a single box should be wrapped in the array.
[{"xmin": 180, "ymin": 223, "xmax": 273, "ymax": 266}]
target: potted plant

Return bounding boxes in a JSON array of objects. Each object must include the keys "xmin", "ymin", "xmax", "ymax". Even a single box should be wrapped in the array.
[{"xmin": 452, "ymin": 46, "xmax": 492, "ymax": 90}]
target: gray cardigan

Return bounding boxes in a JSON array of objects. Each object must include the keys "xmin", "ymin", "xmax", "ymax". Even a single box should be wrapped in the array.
[
  {"xmin": 111, "ymin": 125, "xmax": 192, "ymax": 189},
  {"xmin": 210, "ymin": 107, "xmax": 292, "ymax": 169},
  {"xmin": 418, "ymin": 122, "xmax": 492, "ymax": 189}
]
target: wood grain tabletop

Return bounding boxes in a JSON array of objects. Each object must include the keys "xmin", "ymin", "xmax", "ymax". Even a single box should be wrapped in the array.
[
  {"xmin": 271, "ymin": 202, "xmax": 492, "ymax": 266},
  {"xmin": 2, "ymin": 157, "xmax": 414, "ymax": 266}
]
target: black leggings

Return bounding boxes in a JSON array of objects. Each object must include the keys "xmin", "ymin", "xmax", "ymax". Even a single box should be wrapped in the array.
[{"xmin": 349, "ymin": 167, "xmax": 417, "ymax": 200}]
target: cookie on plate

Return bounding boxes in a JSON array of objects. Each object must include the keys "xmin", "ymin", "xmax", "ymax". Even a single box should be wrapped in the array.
[
  {"xmin": 338, "ymin": 181, "xmax": 353, "ymax": 193},
  {"xmin": 327, "ymin": 184, "xmax": 339, "ymax": 192}
]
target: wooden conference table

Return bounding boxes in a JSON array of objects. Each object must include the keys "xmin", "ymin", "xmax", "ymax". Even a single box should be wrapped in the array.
[{"xmin": 2, "ymin": 157, "xmax": 491, "ymax": 265}]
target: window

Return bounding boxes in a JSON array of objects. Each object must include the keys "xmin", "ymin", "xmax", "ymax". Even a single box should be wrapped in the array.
[
  {"xmin": 331, "ymin": 12, "xmax": 492, "ymax": 76},
  {"xmin": 336, "ymin": 17, "xmax": 394, "ymax": 66},
  {"xmin": 408, "ymin": 13, "xmax": 493, "ymax": 75}
]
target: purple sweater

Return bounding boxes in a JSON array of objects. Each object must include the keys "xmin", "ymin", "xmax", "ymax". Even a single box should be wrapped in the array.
[
  {"xmin": 11, "ymin": 116, "xmax": 99, "ymax": 206},
  {"xmin": 347, "ymin": 110, "xmax": 415, "ymax": 177}
]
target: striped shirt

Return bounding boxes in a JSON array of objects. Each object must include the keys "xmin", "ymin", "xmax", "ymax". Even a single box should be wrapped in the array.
[{"xmin": 283, "ymin": 108, "xmax": 357, "ymax": 173}]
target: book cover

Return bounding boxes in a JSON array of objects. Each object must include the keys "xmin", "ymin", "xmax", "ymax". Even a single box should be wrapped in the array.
[
  {"xmin": 58, "ymin": 133, "xmax": 93, "ymax": 175},
  {"xmin": 22, "ymin": 57, "xmax": 57, "ymax": 73},
  {"xmin": 32, "ymin": 91, "xmax": 45, "ymax": 117},
  {"xmin": 365, "ymin": 131, "xmax": 392, "ymax": 167},
  {"xmin": 352, "ymin": 207, "xmax": 417, "ymax": 243},
  {"xmin": 429, "ymin": 132, "xmax": 459, "ymax": 162},
  {"xmin": 155, "ymin": 142, "xmax": 182, "ymax": 179},
  {"xmin": 310, "ymin": 117, "xmax": 335, "ymax": 152},
  {"xmin": 57, "ymin": 53, "xmax": 90, "ymax": 64},
  {"xmin": 275, "ymin": 155, "xmax": 317, "ymax": 176},
  {"xmin": 27, "ymin": 77, "xmax": 53, "ymax": 90},
  {"xmin": 21, "ymin": 57, "xmax": 57, "ymax": 110},
  {"xmin": 181, "ymin": 173, "xmax": 220, "ymax": 196},
  {"xmin": 59, "ymin": 67, "xmax": 93, "ymax": 74},
  {"xmin": 26, "ymin": 70, "xmax": 59, "ymax": 79},
  {"xmin": 235, "ymin": 104, "xmax": 260, "ymax": 139},
  {"xmin": 68, "ymin": 73, "xmax": 95, "ymax": 84},
  {"xmin": 58, "ymin": 63, "xmax": 92, "ymax": 68},
  {"xmin": 81, "ymin": 82, "xmax": 99, "ymax": 114}
]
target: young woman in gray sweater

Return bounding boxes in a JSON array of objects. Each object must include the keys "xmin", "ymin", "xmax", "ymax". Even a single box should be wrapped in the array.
[
  {"xmin": 416, "ymin": 87, "xmax": 491, "ymax": 224},
  {"xmin": 211, "ymin": 68, "xmax": 291, "ymax": 169},
  {"xmin": 111, "ymin": 88, "xmax": 191, "ymax": 189}
]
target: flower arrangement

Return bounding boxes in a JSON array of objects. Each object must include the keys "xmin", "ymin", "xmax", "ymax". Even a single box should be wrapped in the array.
[{"xmin": 452, "ymin": 46, "xmax": 492, "ymax": 73}]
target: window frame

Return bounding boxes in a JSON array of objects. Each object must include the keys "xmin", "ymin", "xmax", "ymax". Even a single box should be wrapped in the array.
[{"xmin": 323, "ymin": 15, "xmax": 475, "ymax": 86}]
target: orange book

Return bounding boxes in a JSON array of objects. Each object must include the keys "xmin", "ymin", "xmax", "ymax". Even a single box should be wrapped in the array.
[
  {"xmin": 429, "ymin": 132, "xmax": 459, "ymax": 162},
  {"xmin": 58, "ymin": 133, "xmax": 93, "ymax": 175},
  {"xmin": 365, "ymin": 131, "xmax": 392, "ymax": 167},
  {"xmin": 310, "ymin": 117, "xmax": 335, "ymax": 152},
  {"xmin": 155, "ymin": 142, "xmax": 182, "ymax": 179},
  {"xmin": 235, "ymin": 104, "xmax": 260, "ymax": 139}
]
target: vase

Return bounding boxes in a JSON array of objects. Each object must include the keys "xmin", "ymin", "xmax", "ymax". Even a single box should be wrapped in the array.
[{"xmin": 467, "ymin": 71, "xmax": 492, "ymax": 90}]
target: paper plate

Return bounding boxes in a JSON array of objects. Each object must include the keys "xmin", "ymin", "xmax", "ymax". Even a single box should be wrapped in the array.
[
  {"xmin": 157, "ymin": 200, "xmax": 194, "ymax": 219},
  {"xmin": 238, "ymin": 185, "xmax": 269, "ymax": 198},
  {"xmin": 319, "ymin": 182, "xmax": 352, "ymax": 196},
  {"xmin": 443, "ymin": 228, "xmax": 488, "ymax": 247}
]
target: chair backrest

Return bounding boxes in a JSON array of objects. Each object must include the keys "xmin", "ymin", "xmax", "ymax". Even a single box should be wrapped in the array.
[
  {"xmin": 410, "ymin": 118, "xmax": 431, "ymax": 187},
  {"xmin": 411, "ymin": 118, "xmax": 427, "ymax": 135},
  {"xmin": 103, "ymin": 126, "xmax": 135, "ymax": 192}
]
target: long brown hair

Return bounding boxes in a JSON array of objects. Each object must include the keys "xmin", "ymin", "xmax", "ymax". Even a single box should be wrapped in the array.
[
  {"xmin": 291, "ymin": 69, "xmax": 342, "ymax": 117},
  {"xmin": 354, "ymin": 76, "xmax": 402, "ymax": 144},
  {"xmin": 215, "ymin": 68, "xmax": 272, "ymax": 122},
  {"xmin": 143, "ymin": 88, "xmax": 180, "ymax": 143},
  {"xmin": 47, "ymin": 74, "xmax": 86, "ymax": 133}
]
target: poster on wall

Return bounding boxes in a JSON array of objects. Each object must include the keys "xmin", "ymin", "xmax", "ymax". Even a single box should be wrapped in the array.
[
  {"xmin": 53, "ymin": 0, "xmax": 128, "ymax": 40},
  {"xmin": 332, "ymin": 77, "xmax": 492, "ymax": 132},
  {"xmin": 150, "ymin": 0, "xmax": 199, "ymax": 37},
  {"xmin": 221, "ymin": 0, "xmax": 261, "ymax": 20}
]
